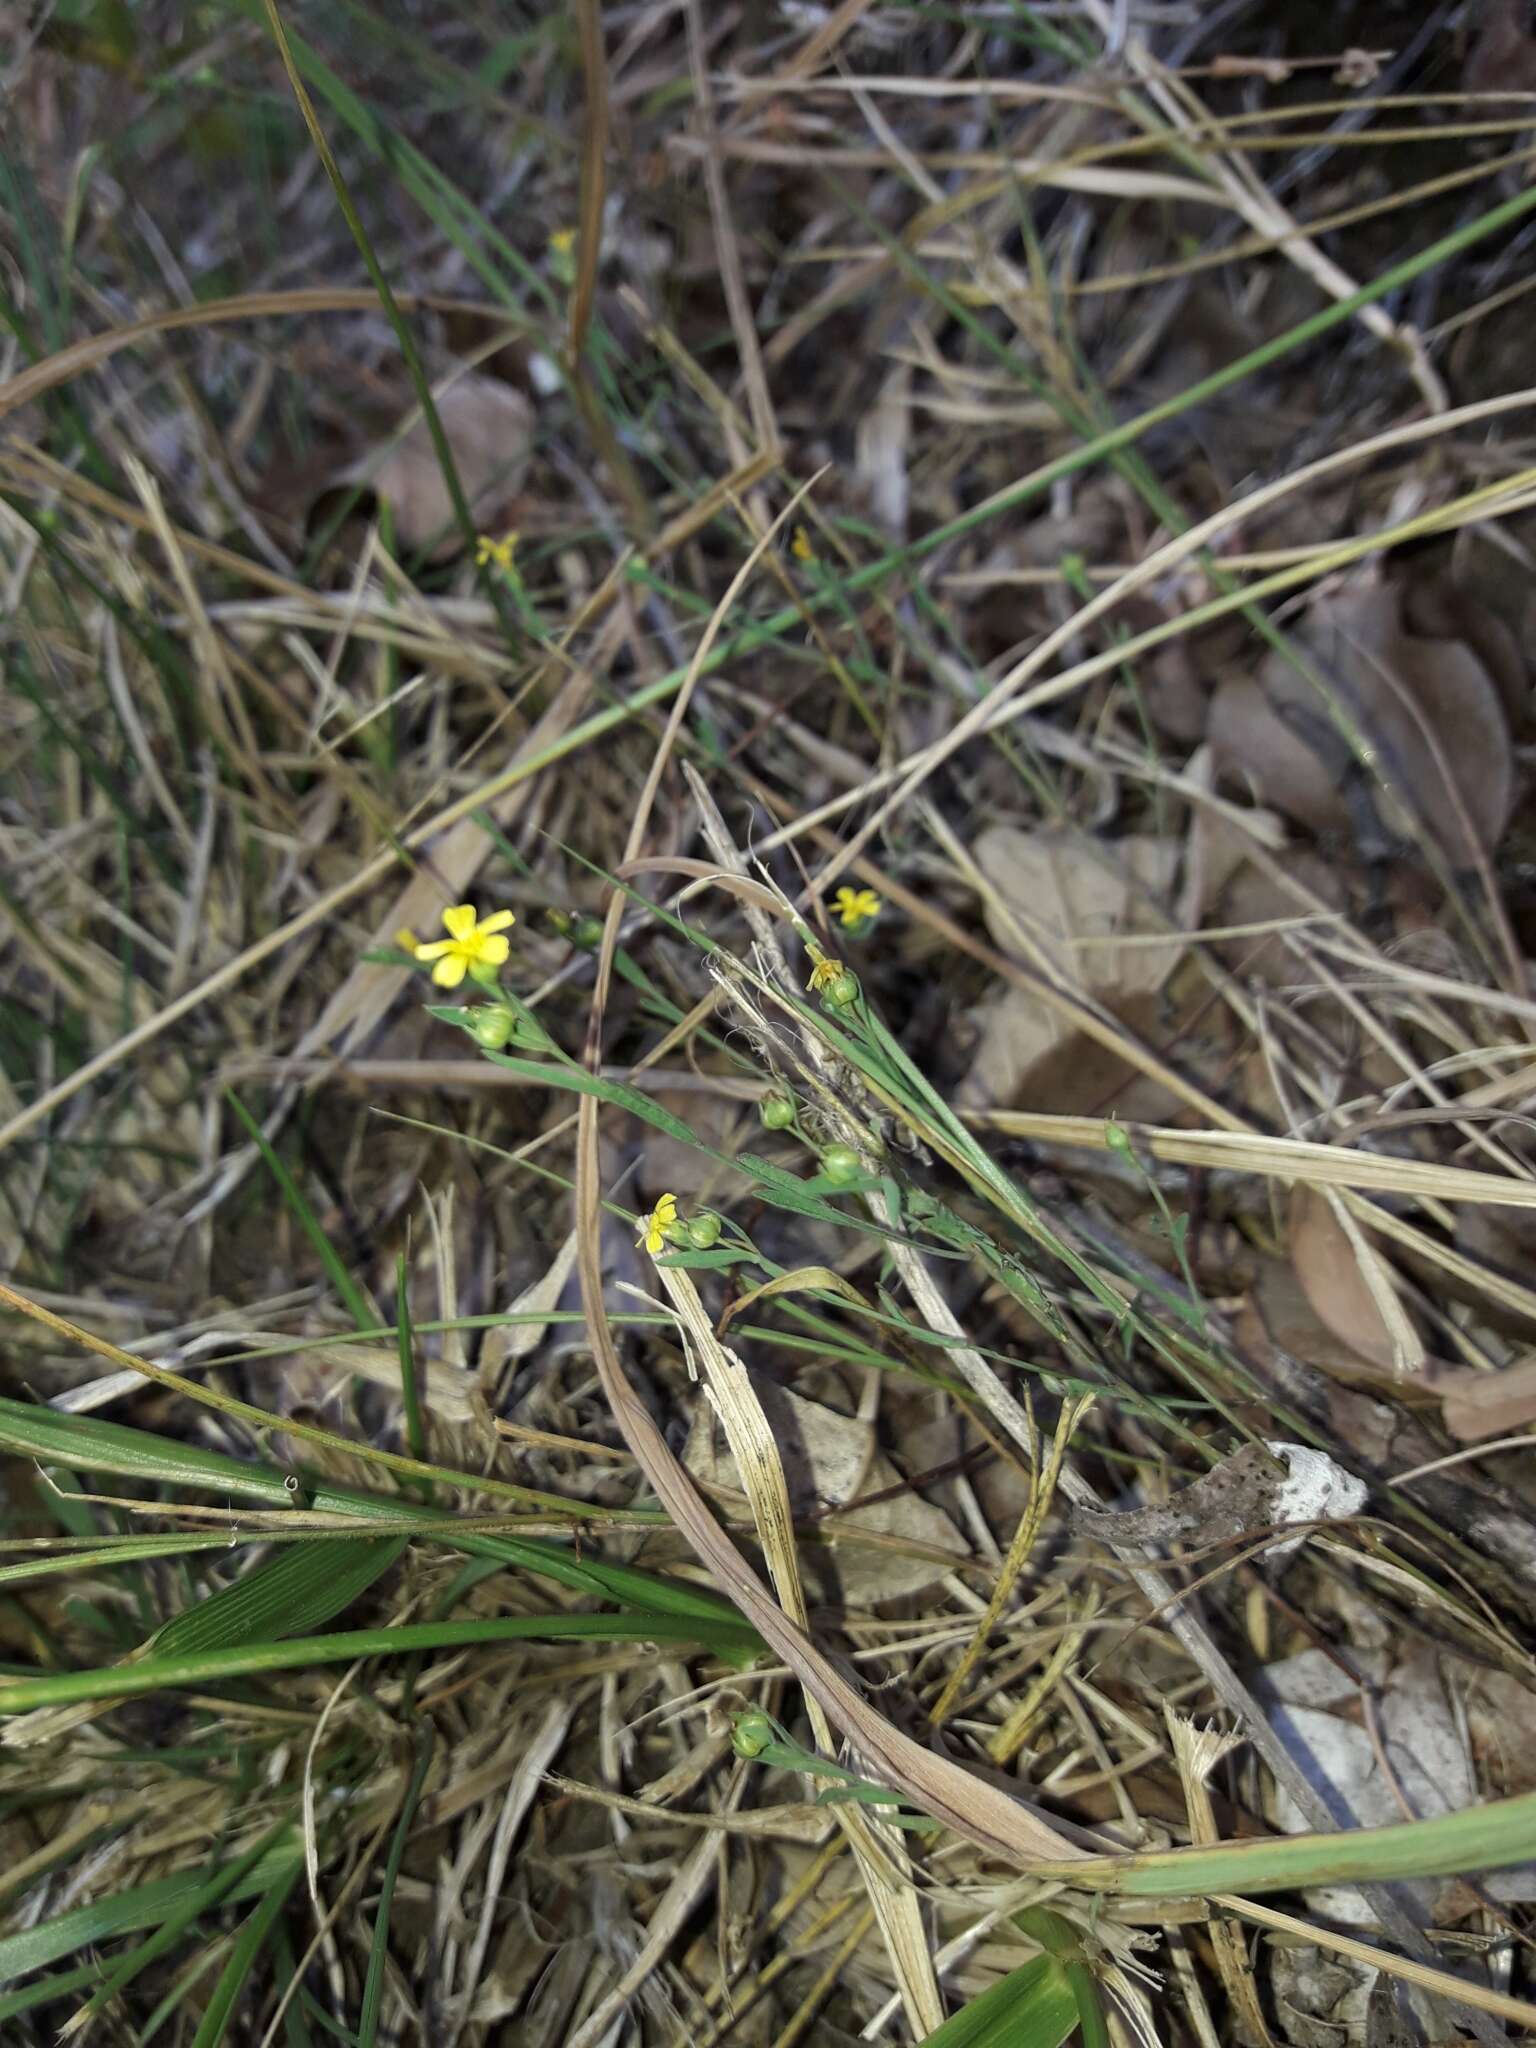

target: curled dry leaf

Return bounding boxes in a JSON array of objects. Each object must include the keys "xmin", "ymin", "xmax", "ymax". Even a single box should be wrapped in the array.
[
  {"xmin": 343, "ymin": 372, "xmax": 533, "ymax": 559},
  {"xmin": 1210, "ymin": 581, "xmax": 1513, "ymax": 866},
  {"xmin": 1288, "ymin": 1186, "xmax": 1426, "ymax": 1381},
  {"xmin": 1075, "ymin": 1438, "xmax": 1366, "ymax": 1562}
]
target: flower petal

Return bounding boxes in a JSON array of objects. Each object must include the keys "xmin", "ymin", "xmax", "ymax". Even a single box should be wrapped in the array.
[
  {"xmin": 413, "ymin": 939, "xmax": 453, "ymax": 960},
  {"xmin": 443, "ymin": 904, "xmax": 479, "ymax": 941},
  {"xmin": 476, "ymin": 935, "xmax": 511, "ymax": 967},
  {"xmin": 478, "ymin": 910, "xmax": 516, "ymax": 935},
  {"xmin": 432, "ymin": 953, "xmax": 468, "ymax": 988}
]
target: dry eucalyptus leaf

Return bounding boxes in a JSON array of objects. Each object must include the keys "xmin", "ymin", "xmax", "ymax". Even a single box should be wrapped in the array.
[
  {"xmin": 1075, "ymin": 1438, "xmax": 1366, "ymax": 1561},
  {"xmin": 974, "ymin": 825, "xmax": 1183, "ymax": 997},
  {"xmin": 957, "ymin": 985, "xmax": 1184, "ymax": 1123},
  {"xmin": 1236, "ymin": 1260, "xmax": 1395, "ymax": 1391},
  {"xmin": 1289, "ymin": 1186, "xmax": 1426, "ymax": 1380},
  {"xmin": 345, "ymin": 373, "xmax": 533, "ymax": 558},
  {"xmin": 683, "ymin": 1382, "xmax": 965, "ymax": 1606},
  {"xmin": 961, "ymin": 826, "xmax": 1186, "ymax": 1116},
  {"xmin": 1210, "ymin": 582, "xmax": 1513, "ymax": 865},
  {"xmin": 1432, "ymin": 1354, "xmax": 1536, "ymax": 1442},
  {"xmin": 1399, "ymin": 563, "xmax": 1529, "ymax": 727}
]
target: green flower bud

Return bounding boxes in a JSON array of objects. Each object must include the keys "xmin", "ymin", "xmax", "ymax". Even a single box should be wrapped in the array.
[
  {"xmin": 1103, "ymin": 1119, "xmax": 1133, "ymax": 1160},
  {"xmin": 760, "ymin": 1092, "xmax": 796, "ymax": 1131},
  {"xmin": 686, "ymin": 1211, "xmax": 722, "ymax": 1250},
  {"xmin": 464, "ymin": 1006, "xmax": 516, "ymax": 1050},
  {"xmin": 732, "ymin": 1710, "xmax": 777, "ymax": 1760},
  {"xmin": 822, "ymin": 969, "xmax": 860, "ymax": 1010},
  {"xmin": 820, "ymin": 1145, "xmax": 861, "ymax": 1186}
]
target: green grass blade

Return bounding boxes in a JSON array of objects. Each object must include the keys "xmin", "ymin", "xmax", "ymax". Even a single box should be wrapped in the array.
[
  {"xmin": 357, "ymin": 1728, "xmax": 433, "ymax": 2048},
  {"xmin": 188, "ymin": 1857, "xmax": 302, "ymax": 2048},
  {"xmin": 394, "ymin": 1251, "xmax": 427, "ymax": 1465},
  {"xmin": 0, "ymin": 1612, "xmax": 761, "ymax": 1713},
  {"xmin": 0, "ymin": 1836, "xmax": 302, "ymax": 1983},
  {"xmin": 226, "ymin": 1090, "xmax": 375, "ymax": 1331},
  {"xmin": 0, "ymin": 1960, "xmax": 105, "ymax": 2023},
  {"xmin": 66, "ymin": 1819, "xmax": 294, "ymax": 2031},
  {"xmin": 1027, "ymin": 1791, "xmax": 1536, "ymax": 1899},
  {"xmin": 917, "ymin": 1954, "xmax": 1077, "ymax": 2047}
]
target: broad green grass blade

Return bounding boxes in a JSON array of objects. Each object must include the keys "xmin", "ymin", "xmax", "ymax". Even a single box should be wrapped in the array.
[
  {"xmin": 147, "ymin": 1535, "xmax": 408, "ymax": 1657},
  {"xmin": 0, "ymin": 1397, "xmax": 755, "ymax": 1639},
  {"xmin": 917, "ymin": 1954, "xmax": 1077, "ymax": 2047},
  {"xmin": 0, "ymin": 1835, "xmax": 301, "ymax": 1983},
  {"xmin": 0, "ymin": 1611, "xmax": 761, "ymax": 1714},
  {"xmin": 394, "ymin": 1251, "xmax": 427, "ymax": 1464}
]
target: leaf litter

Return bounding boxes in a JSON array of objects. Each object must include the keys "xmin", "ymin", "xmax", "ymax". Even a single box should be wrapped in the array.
[{"xmin": 6, "ymin": 4, "xmax": 1536, "ymax": 2045}]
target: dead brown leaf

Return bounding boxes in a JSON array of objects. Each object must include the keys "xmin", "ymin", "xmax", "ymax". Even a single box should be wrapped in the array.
[
  {"xmin": 344, "ymin": 373, "xmax": 533, "ymax": 558},
  {"xmin": 1074, "ymin": 1438, "xmax": 1366, "ymax": 1560},
  {"xmin": 973, "ymin": 826, "xmax": 1183, "ymax": 998},
  {"xmin": 1210, "ymin": 580, "xmax": 1513, "ymax": 865},
  {"xmin": 961, "ymin": 827, "xmax": 1188, "ymax": 1115},
  {"xmin": 1288, "ymin": 1186, "xmax": 1427, "ymax": 1381},
  {"xmin": 1432, "ymin": 1354, "xmax": 1536, "ymax": 1442}
]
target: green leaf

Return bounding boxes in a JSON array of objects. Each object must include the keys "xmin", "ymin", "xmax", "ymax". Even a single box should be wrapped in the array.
[
  {"xmin": 0, "ymin": 1612, "xmax": 761, "ymax": 1714},
  {"xmin": 358, "ymin": 1730, "xmax": 433, "ymax": 2048},
  {"xmin": 64, "ymin": 1821, "xmax": 293, "ymax": 2030},
  {"xmin": 147, "ymin": 1537, "xmax": 408, "ymax": 1658},
  {"xmin": 917, "ymin": 1954, "xmax": 1077, "ymax": 2047},
  {"xmin": 0, "ymin": 1960, "xmax": 105, "ymax": 2022}
]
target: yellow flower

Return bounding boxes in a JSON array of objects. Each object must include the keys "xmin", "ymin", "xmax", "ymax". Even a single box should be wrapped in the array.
[
  {"xmin": 638, "ymin": 1191, "xmax": 678, "ymax": 1256},
  {"xmin": 791, "ymin": 525, "xmax": 816, "ymax": 563},
  {"xmin": 808, "ymin": 953, "xmax": 845, "ymax": 993},
  {"xmin": 413, "ymin": 903, "xmax": 516, "ymax": 989},
  {"xmin": 833, "ymin": 886, "xmax": 881, "ymax": 929},
  {"xmin": 395, "ymin": 927, "xmax": 421, "ymax": 957},
  {"xmin": 475, "ymin": 530, "xmax": 519, "ymax": 572},
  {"xmin": 549, "ymin": 227, "xmax": 576, "ymax": 256}
]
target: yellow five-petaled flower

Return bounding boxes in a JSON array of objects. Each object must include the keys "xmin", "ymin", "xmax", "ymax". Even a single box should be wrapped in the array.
[
  {"xmin": 833, "ymin": 886, "xmax": 881, "ymax": 928},
  {"xmin": 475, "ymin": 531, "xmax": 519, "ymax": 572},
  {"xmin": 638, "ymin": 1191, "xmax": 678, "ymax": 1256},
  {"xmin": 413, "ymin": 903, "xmax": 516, "ymax": 988}
]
